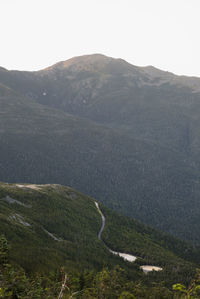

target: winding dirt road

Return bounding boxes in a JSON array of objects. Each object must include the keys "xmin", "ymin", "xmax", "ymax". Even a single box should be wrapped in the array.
[{"xmin": 94, "ymin": 201, "xmax": 163, "ymax": 272}]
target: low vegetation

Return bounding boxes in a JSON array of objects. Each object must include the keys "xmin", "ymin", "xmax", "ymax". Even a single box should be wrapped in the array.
[{"xmin": 1, "ymin": 235, "xmax": 200, "ymax": 298}]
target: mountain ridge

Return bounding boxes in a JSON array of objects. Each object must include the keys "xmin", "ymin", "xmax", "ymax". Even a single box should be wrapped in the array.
[
  {"xmin": 1, "ymin": 54, "xmax": 200, "ymax": 244},
  {"xmin": 40, "ymin": 54, "xmax": 200, "ymax": 92}
]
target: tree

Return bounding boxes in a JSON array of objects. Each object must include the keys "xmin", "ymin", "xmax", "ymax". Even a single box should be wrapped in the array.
[
  {"xmin": 173, "ymin": 269, "xmax": 200, "ymax": 298},
  {"xmin": 0, "ymin": 235, "xmax": 9, "ymax": 265}
]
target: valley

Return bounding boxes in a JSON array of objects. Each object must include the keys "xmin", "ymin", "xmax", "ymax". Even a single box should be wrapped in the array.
[
  {"xmin": 1, "ymin": 54, "xmax": 200, "ymax": 297},
  {"xmin": 1, "ymin": 55, "xmax": 200, "ymax": 243}
]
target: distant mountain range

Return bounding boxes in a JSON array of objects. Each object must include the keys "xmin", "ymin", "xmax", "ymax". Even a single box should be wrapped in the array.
[{"xmin": 1, "ymin": 54, "xmax": 200, "ymax": 243}]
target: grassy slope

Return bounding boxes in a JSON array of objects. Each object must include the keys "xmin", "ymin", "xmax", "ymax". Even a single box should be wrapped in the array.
[
  {"xmin": 0, "ymin": 182, "xmax": 198, "ymax": 286},
  {"xmin": 0, "ymin": 183, "xmax": 106, "ymax": 273}
]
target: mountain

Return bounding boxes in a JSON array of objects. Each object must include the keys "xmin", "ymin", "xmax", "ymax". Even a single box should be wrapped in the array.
[
  {"xmin": 0, "ymin": 182, "xmax": 198, "ymax": 287},
  {"xmin": 1, "ymin": 55, "xmax": 200, "ymax": 244}
]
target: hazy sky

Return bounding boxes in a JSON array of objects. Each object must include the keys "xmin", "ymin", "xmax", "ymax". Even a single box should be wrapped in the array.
[{"xmin": 1, "ymin": 0, "xmax": 200, "ymax": 76}]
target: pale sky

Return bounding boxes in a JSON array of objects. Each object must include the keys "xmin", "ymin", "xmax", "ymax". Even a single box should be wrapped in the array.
[{"xmin": 0, "ymin": 0, "xmax": 200, "ymax": 76}]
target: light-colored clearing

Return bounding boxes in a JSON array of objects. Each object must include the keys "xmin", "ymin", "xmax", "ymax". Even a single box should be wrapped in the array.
[
  {"xmin": 9, "ymin": 213, "xmax": 31, "ymax": 227},
  {"xmin": 0, "ymin": 196, "xmax": 31, "ymax": 207},
  {"xmin": 110, "ymin": 250, "xmax": 137, "ymax": 262},
  {"xmin": 140, "ymin": 265, "xmax": 163, "ymax": 273},
  {"xmin": 16, "ymin": 184, "xmax": 42, "ymax": 190},
  {"xmin": 43, "ymin": 228, "xmax": 62, "ymax": 242}
]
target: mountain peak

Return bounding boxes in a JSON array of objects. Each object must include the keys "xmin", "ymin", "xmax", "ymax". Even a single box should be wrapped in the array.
[
  {"xmin": 43, "ymin": 53, "xmax": 137, "ymax": 74},
  {"xmin": 44, "ymin": 54, "xmax": 111, "ymax": 71}
]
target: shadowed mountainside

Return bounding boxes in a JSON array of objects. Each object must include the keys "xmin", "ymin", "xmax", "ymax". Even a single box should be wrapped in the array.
[{"xmin": 1, "ymin": 55, "xmax": 200, "ymax": 243}]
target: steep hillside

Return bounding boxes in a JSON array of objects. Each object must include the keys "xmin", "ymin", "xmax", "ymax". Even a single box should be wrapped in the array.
[
  {"xmin": 37, "ymin": 54, "xmax": 200, "ymax": 157},
  {"xmin": 0, "ymin": 182, "xmax": 198, "ymax": 287},
  {"xmin": 1, "ymin": 55, "xmax": 200, "ymax": 244},
  {"xmin": 2, "ymin": 54, "xmax": 200, "ymax": 157}
]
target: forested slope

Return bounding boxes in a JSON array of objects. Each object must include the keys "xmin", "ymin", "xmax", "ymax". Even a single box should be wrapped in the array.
[
  {"xmin": 1, "ymin": 55, "xmax": 200, "ymax": 244},
  {"xmin": 0, "ymin": 182, "xmax": 198, "ymax": 288}
]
